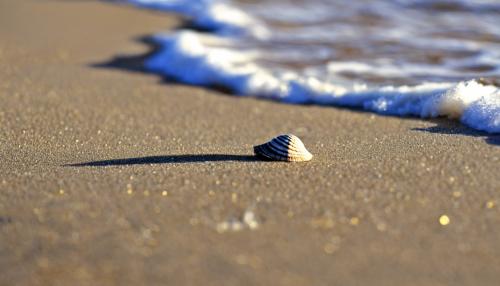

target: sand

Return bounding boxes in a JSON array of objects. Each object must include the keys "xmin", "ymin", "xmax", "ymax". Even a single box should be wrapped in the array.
[{"xmin": 1, "ymin": 1, "xmax": 499, "ymax": 285}]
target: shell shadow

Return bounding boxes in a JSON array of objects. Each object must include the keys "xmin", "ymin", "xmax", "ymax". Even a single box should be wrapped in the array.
[
  {"xmin": 65, "ymin": 154, "xmax": 262, "ymax": 167},
  {"xmin": 412, "ymin": 119, "xmax": 499, "ymax": 146}
]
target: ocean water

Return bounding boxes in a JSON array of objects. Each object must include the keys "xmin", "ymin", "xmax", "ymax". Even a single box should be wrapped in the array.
[{"xmin": 126, "ymin": 0, "xmax": 500, "ymax": 133}]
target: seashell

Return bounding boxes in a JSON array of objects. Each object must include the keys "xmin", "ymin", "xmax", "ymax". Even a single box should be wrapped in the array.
[{"xmin": 254, "ymin": 134, "xmax": 313, "ymax": 162}]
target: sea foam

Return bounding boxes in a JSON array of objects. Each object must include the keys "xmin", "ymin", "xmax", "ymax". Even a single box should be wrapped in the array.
[{"xmin": 128, "ymin": 0, "xmax": 500, "ymax": 133}]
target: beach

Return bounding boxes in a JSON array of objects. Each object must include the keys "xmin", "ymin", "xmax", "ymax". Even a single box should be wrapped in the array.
[{"xmin": 1, "ymin": 0, "xmax": 500, "ymax": 285}]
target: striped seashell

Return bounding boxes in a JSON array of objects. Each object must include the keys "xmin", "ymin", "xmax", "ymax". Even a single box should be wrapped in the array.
[{"xmin": 254, "ymin": 134, "xmax": 313, "ymax": 162}]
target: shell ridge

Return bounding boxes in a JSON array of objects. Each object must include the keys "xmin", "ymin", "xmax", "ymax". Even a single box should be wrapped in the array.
[
  {"xmin": 254, "ymin": 145, "xmax": 275, "ymax": 160},
  {"xmin": 273, "ymin": 135, "xmax": 303, "ymax": 153},
  {"xmin": 270, "ymin": 138, "xmax": 292, "ymax": 152},
  {"xmin": 259, "ymin": 144, "xmax": 287, "ymax": 159},
  {"xmin": 260, "ymin": 145, "xmax": 287, "ymax": 160},
  {"xmin": 271, "ymin": 138, "xmax": 291, "ymax": 150},
  {"xmin": 267, "ymin": 142, "xmax": 291, "ymax": 157},
  {"xmin": 274, "ymin": 135, "xmax": 293, "ymax": 145}
]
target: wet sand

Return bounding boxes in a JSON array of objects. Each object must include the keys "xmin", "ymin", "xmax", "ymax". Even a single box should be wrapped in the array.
[{"xmin": 1, "ymin": 1, "xmax": 499, "ymax": 285}]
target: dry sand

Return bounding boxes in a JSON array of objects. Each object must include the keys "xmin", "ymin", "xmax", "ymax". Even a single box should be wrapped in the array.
[{"xmin": 1, "ymin": 1, "xmax": 499, "ymax": 285}]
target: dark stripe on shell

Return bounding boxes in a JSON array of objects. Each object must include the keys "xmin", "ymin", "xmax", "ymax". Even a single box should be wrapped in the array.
[
  {"xmin": 254, "ymin": 144, "xmax": 287, "ymax": 161},
  {"xmin": 273, "ymin": 136, "xmax": 302, "ymax": 153},
  {"xmin": 267, "ymin": 142, "xmax": 291, "ymax": 157}
]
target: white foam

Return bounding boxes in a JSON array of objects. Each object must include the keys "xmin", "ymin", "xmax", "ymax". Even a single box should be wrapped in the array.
[{"xmin": 128, "ymin": 0, "xmax": 500, "ymax": 133}]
